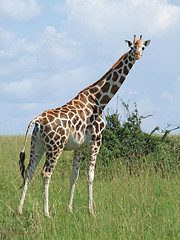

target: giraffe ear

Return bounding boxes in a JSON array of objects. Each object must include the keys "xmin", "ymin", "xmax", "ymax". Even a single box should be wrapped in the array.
[
  {"xmin": 143, "ymin": 40, "xmax": 151, "ymax": 47},
  {"xmin": 125, "ymin": 40, "xmax": 133, "ymax": 48}
]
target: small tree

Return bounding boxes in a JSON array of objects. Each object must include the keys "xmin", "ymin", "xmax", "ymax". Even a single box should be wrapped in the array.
[{"xmin": 99, "ymin": 101, "xmax": 162, "ymax": 174}]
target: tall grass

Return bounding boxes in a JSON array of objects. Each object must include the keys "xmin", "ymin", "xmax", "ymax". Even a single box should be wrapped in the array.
[{"xmin": 0, "ymin": 136, "xmax": 180, "ymax": 239}]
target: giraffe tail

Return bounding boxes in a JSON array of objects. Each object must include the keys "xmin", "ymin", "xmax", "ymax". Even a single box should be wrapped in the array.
[
  {"xmin": 19, "ymin": 118, "xmax": 38, "ymax": 187},
  {"xmin": 19, "ymin": 151, "xmax": 26, "ymax": 188}
]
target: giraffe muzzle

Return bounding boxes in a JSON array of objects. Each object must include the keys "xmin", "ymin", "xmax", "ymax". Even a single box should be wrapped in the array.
[{"xmin": 135, "ymin": 53, "xmax": 141, "ymax": 60}]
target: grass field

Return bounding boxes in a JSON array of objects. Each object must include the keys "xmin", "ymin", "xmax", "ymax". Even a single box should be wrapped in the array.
[{"xmin": 0, "ymin": 136, "xmax": 179, "ymax": 239}]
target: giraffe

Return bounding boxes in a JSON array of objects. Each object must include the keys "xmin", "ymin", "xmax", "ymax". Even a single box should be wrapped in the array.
[{"xmin": 17, "ymin": 35, "xmax": 150, "ymax": 217}]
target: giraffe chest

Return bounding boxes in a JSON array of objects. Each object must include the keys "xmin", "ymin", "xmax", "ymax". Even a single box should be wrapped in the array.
[{"xmin": 64, "ymin": 128, "xmax": 90, "ymax": 151}]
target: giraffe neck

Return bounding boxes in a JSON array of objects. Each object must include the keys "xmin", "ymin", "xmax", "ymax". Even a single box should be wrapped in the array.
[{"xmin": 80, "ymin": 50, "xmax": 136, "ymax": 113}]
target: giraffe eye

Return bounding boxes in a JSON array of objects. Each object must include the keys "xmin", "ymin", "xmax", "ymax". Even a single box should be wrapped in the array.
[{"xmin": 142, "ymin": 47, "xmax": 145, "ymax": 50}]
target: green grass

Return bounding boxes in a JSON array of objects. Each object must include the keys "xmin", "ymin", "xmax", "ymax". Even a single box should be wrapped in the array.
[{"xmin": 0, "ymin": 136, "xmax": 179, "ymax": 239}]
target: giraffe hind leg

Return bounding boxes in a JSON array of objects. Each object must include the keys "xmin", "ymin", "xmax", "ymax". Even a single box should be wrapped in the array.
[
  {"xmin": 41, "ymin": 148, "xmax": 63, "ymax": 217},
  {"xmin": 17, "ymin": 126, "xmax": 45, "ymax": 215}
]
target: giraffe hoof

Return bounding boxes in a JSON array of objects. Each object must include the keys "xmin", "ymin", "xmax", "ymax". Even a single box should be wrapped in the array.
[
  {"xmin": 88, "ymin": 210, "xmax": 96, "ymax": 217},
  {"xmin": 44, "ymin": 212, "xmax": 51, "ymax": 218},
  {"xmin": 67, "ymin": 206, "xmax": 73, "ymax": 214},
  {"xmin": 17, "ymin": 207, "xmax": 23, "ymax": 215}
]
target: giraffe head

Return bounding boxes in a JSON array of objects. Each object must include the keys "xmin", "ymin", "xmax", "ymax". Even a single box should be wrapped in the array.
[{"xmin": 125, "ymin": 35, "xmax": 151, "ymax": 60}]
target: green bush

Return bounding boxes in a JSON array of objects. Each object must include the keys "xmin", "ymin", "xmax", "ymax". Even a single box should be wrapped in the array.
[{"xmin": 98, "ymin": 101, "xmax": 180, "ymax": 176}]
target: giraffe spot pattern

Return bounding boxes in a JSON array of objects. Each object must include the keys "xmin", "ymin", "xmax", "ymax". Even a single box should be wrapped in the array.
[
  {"xmin": 100, "ymin": 95, "xmax": 111, "ymax": 105},
  {"xmin": 51, "ymin": 121, "xmax": 57, "ymax": 130},
  {"xmin": 60, "ymin": 112, "xmax": 68, "ymax": 119},
  {"xmin": 84, "ymin": 108, "xmax": 91, "ymax": 117},
  {"xmin": 119, "ymin": 76, "xmax": 125, "ymax": 84},
  {"xmin": 49, "ymin": 131, "xmax": 55, "ymax": 139},
  {"xmin": 128, "ymin": 63, "xmax": 133, "ymax": 68},
  {"xmin": 97, "ymin": 80, "xmax": 105, "ymax": 88},
  {"xmin": 79, "ymin": 93, "xmax": 88, "ymax": 104},
  {"xmin": 129, "ymin": 55, "xmax": 133, "ymax": 61},
  {"xmin": 78, "ymin": 110, "xmax": 85, "ymax": 121},
  {"xmin": 72, "ymin": 115, "xmax": 79, "ymax": 125},
  {"xmin": 90, "ymin": 87, "xmax": 99, "ymax": 94},
  {"xmin": 58, "ymin": 127, "xmax": 65, "ymax": 136},
  {"xmin": 62, "ymin": 120, "xmax": 67, "ymax": 128},
  {"xmin": 101, "ymin": 82, "xmax": 110, "ymax": 93},
  {"xmin": 79, "ymin": 102, "xmax": 86, "ymax": 109},
  {"xmin": 55, "ymin": 118, "xmax": 61, "ymax": 126},
  {"xmin": 115, "ymin": 61, "xmax": 123, "ymax": 69},
  {"xmin": 107, "ymin": 73, "xmax": 112, "ymax": 81},
  {"xmin": 123, "ymin": 66, "xmax": 129, "ymax": 75},
  {"xmin": 76, "ymin": 121, "xmax": 82, "ymax": 131},
  {"xmin": 111, "ymin": 84, "xmax": 119, "ymax": 94},
  {"xmin": 112, "ymin": 72, "xmax": 119, "ymax": 82},
  {"xmin": 83, "ymin": 90, "xmax": 89, "ymax": 96},
  {"xmin": 118, "ymin": 68, "xmax": 122, "ymax": 74},
  {"xmin": 44, "ymin": 124, "xmax": 52, "ymax": 133}
]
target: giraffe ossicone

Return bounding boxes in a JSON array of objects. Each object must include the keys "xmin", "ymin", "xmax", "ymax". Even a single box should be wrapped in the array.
[{"xmin": 17, "ymin": 35, "xmax": 150, "ymax": 217}]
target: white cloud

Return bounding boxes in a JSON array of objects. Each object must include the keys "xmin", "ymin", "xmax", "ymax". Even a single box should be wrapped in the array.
[
  {"xmin": 41, "ymin": 26, "xmax": 81, "ymax": 61},
  {"xmin": 59, "ymin": 0, "xmax": 180, "ymax": 40},
  {"xmin": 0, "ymin": 0, "xmax": 41, "ymax": 21},
  {"xmin": 0, "ymin": 79, "xmax": 34, "ymax": 100},
  {"xmin": 0, "ymin": 24, "xmax": 82, "ymax": 79},
  {"xmin": 0, "ymin": 28, "xmax": 38, "ymax": 61}
]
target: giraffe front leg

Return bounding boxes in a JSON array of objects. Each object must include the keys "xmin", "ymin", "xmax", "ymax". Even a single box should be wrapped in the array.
[
  {"xmin": 68, "ymin": 150, "xmax": 84, "ymax": 213},
  {"xmin": 87, "ymin": 139, "xmax": 101, "ymax": 216},
  {"xmin": 42, "ymin": 171, "xmax": 51, "ymax": 217},
  {"xmin": 88, "ymin": 167, "xmax": 95, "ymax": 216}
]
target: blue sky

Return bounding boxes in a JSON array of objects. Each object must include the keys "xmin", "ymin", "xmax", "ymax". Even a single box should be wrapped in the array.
[{"xmin": 0, "ymin": 0, "xmax": 180, "ymax": 135}]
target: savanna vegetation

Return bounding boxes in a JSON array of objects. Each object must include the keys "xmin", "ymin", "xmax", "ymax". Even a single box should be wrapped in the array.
[{"xmin": 0, "ymin": 101, "xmax": 179, "ymax": 239}]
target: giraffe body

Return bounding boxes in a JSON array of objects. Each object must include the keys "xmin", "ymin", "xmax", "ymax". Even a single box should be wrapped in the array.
[{"xmin": 17, "ymin": 35, "xmax": 150, "ymax": 217}]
